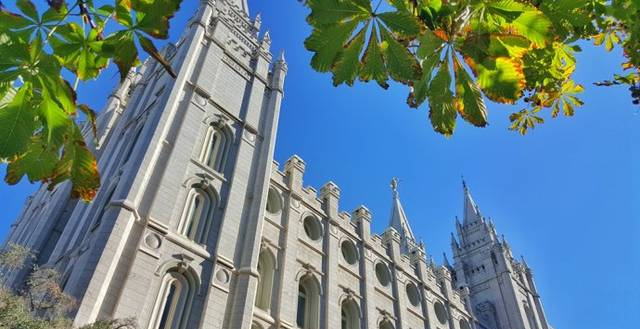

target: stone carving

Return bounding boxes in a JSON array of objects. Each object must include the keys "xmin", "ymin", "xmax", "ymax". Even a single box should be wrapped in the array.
[{"xmin": 144, "ymin": 232, "xmax": 162, "ymax": 250}]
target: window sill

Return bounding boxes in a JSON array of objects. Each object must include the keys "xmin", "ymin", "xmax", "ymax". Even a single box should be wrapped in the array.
[
  {"xmin": 190, "ymin": 159, "xmax": 227, "ymax": 182},
  {"xmin": 165, "ymin": 232, "xmax": 211, "ymax": 259}
]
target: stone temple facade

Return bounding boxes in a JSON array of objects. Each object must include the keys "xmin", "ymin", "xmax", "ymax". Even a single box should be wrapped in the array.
[{"xmin": 1, "ymin": 1, "xmax": 552, "ymax": 329}]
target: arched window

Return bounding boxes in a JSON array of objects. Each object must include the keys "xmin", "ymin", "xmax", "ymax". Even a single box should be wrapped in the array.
[
  {"xmin": 150, "ymin": 272, "xmax": 194, "ymax": 329},
  {"xmin": 255, "ymin": 250, "xmax": 276, "ymax": 311},
  {"xmin": 200, "ymin": 125, "xmax": 229, "ymax": 173},
  {"xmin": 341, "ymin": 299, "xmax": 360, "ymax": 329},
  {"xmin": 379, "ymin": 319, "xmax": 394, "ymax": 329},
  {"xmin": 296, "ymin": 274, "xmax": 320, "ymax": 329},
  {"xmin": 179, "ymin": 187, "xmax": 215, "ymax": 244}
]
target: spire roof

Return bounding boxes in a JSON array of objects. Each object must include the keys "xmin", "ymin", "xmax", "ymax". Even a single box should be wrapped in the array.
[
  {"xmin": 462, "ymin": 179, "xmax": 482, "ymax": 224},
  {"xmin": 388, "ymin": 178, "xmax": 416, "ymax": 249}
]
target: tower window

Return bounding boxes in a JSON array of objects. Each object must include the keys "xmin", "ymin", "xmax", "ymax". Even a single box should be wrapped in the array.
[
  {"xmin": 375, "ymin": 262, "xmax": 391, "ymax": 287},
  {"xmin": 266, "ymin": 187, "xmax": 282, "ymax": 215},
  {"xmin": 180, "ymin": 187, "xmax": 215, "ymax": 244},
  {"xmin": 341, "ymin": 240, "xmax": 358, "ymax": 265},
  {"xmin": 434, "ymin": 301, "xmax": 448, "ymax": 324},
  {"xmin": 341, "ymin": 299, "xmax": 360, "ymax": 329},
  {"xmin": 296, "ymin": 275, "xmax": 320, "ymax": 329},
  {"xmin": 406, "ymin": 282, "xmax": 421, "ymax": 307},
  {"xmin": 379, "ymin": 319, "xmax": 394, "ymax": 329},
  {"xmin": 151, "ymin": 271, "xmax": 194, "ymax": 329},
  {"xmin": 255, "ymin": 250, "xmax": 276, "ymax": 311},
  {"xmin": 303, "ymin": 216, "xmax": 322, "ymax": 241},
  {"xmin": 200, "ymin": 125, "xmax": 229, "ymax": 173}
]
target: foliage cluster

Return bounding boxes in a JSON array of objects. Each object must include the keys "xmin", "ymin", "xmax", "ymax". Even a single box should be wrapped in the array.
[
  {"xmin": 1, "ymin": 0, "xmax": 639, "ymax": 201},
  {"xmin": 0, "ymin": 244, "xmax": 137, "ymax": 329},
  {"xmin": 0, "ymin": 0, "xmax": 184, "ymax": 201},
  {"xmin": 303, "ymin": 0, "xmax": 640, "ymax": 135}
]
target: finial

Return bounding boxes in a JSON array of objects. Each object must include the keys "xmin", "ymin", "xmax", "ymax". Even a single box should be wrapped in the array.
[
  {"xmin": 278, "ymin": 50, "xmax": 286, "ymax": 62},
  {"xmin": 253, "ymin": 13, "xmax": 262, "ymax": 30},
  {"xmin": 443, "ymin": 252, "xmax": 451, "ymax": 267},
  {"xmin": 462, "ymin": 175, "xmax": 468, "ymax": 192},
  {"xmin": 391, "ymin": 177, "xmax": 399, "ymax": 197}
]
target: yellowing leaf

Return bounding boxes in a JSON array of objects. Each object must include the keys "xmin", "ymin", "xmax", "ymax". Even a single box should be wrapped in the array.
[
  {"xmin": 472, "ymin": 57, "xmax": 525, "ymax": 103},
  {"xmin": 454, "ymin": 56, "xmax": 488, "ymax": 127}
]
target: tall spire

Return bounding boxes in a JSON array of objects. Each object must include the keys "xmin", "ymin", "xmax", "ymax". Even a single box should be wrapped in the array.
[
  {"xmin": 462, "ymin": 178, "xmax": 482, "ymax": 224},
  {"xmin": 388, "ymin": 178, "xmax": 416, "ymax": 251}
]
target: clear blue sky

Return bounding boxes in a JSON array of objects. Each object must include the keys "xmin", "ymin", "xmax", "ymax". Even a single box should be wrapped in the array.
[{"xmin": 1, "ymin": 1, "xmax": 638, "ymax": 329}]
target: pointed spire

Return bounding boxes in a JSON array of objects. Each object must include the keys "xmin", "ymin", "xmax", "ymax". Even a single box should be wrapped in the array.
[
  {"xmin": 278, "ymin": 50, "xmax": 286, "ymax": 63},
  {"xmin": 443, "ymin": 252, "xmax": 452, "ymax": 268},
  {"xmin": 252, "ymin": 13, "xmax": 262, "ymax": 31},
  {"xmin": 450, "ymin": 233, "xmax": 459, "ymax": 248},
  {"xmin": 462, "ymin": 178, "xmax": 482, "ymax": 225},
  {"xmin": 388, "ymin": 177, "xmax": 416, "ymax": 252}
]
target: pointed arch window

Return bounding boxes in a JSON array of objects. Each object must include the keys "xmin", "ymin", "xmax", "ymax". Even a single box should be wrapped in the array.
[
  {"xmin": 200, "ymin": 125, "xmax": 229, "ymax": 173},
  {"xmin": 296, "ymin": 275, "xmax": 320, "ymax": 329},
  {"xmin": 255, "ymin": 249, "xmax": 276, "ymax": 311},
  {"xmin": 179, "ymin": 187, "xmax": 215, "ymax": 244},
  {"xmin": 341, "ymin": 299, "xmax": 360, "ymax": 329},
  {"xmin": 150, "ymin": 272, "xmax": 194, "ymax": 329}
]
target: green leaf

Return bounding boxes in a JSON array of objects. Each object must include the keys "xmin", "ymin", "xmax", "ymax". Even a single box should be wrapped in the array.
[
  {"xmin": 104, "ymin": 31, "xmax": 140, "ymax": 81},
  {"xmin": 453, "ymin": 56, "xmax": 488, "ymax": 127},
  {"xmin": 0, "ymin": 9, "xmax": 31, "ymax": 30},
  {"xmin": 5, "ymin": 135, "xmax": 58, "ymax": 184},
  {"xmin": 38, "ymin": 91, "xmax": 71, "ymax": 145},
  {"xmin": 428, "ymin": 56, "xmax": 456, "ymax": 136},
  {"xmin": 417, "ymin": 31, "xmax": 445, "ymax": 59},
  {"xmin": 305, "ymin": 20, "xmax": 360, "ymax": 72},
  {"xmin": 471, "ymin": 56, "xmax": 525, "ymax": 103},
  {"xmin": 509, "ymin": 109, "xmax": 544, "ymax": 135},
  {"xmin": 51, "ymin": 23, "xmax": 110, "ymax": 80},
  {"xmin": 407, "ymin": 54, "xmax": 439, "ymax": 108},
  {"xmin": 306, "ymin": 0, "xmax": 372, "ymax": 26},
  {"xmin": 488, "ymin": 0, "xmax": 528, "ymax": 13},
  {"xmin": 332, "ymin": 28, "xmax": 367, "ymax": 86},
  {"xmin": 377, "ymin": 11, "xmax": 421, "ymax": 37},
  {"xmin": 15, "ymin": 0, "xmax": 38, "ymax": 22},
  {"xmin": 0, "ymin": 85, "xmax": 38, "ymax": 158},
  {"xmin": 133, "ymin": 0, "xmax": 183, "ymax": 39},
  {"xmin": 510, "ymin": 10, "xmax": 552, "ymax": 48},
  {"xmin": 380, "ymin": 28, "xmax": 421, "ymax": 82},
  {"xmin": 359, "ymin": 27, "xmax": 389, "ymax": 88}
]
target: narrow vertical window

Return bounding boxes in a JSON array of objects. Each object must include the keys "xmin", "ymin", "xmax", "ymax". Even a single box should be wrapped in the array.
[
  {"xmin": 151, "ymin": 272, "xmax": 193, "ymax": 329},
  {"xmin": 255, "ymin": 250, "xmax": 276, "ymax": 311},
  {"xmin": 296, "ymin": 275, "xmax": 320, "ymax": 329},
  {"xmin": 180, "ymin": 188, "xmax": 214, "ymax": 244},
  {"xmin": 200, "ymin": 126, "xmax": 229, "ymax": 173},
  {"xmin": 341, "ymin": 299, "xmax": 360, "ymax": 329}
]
